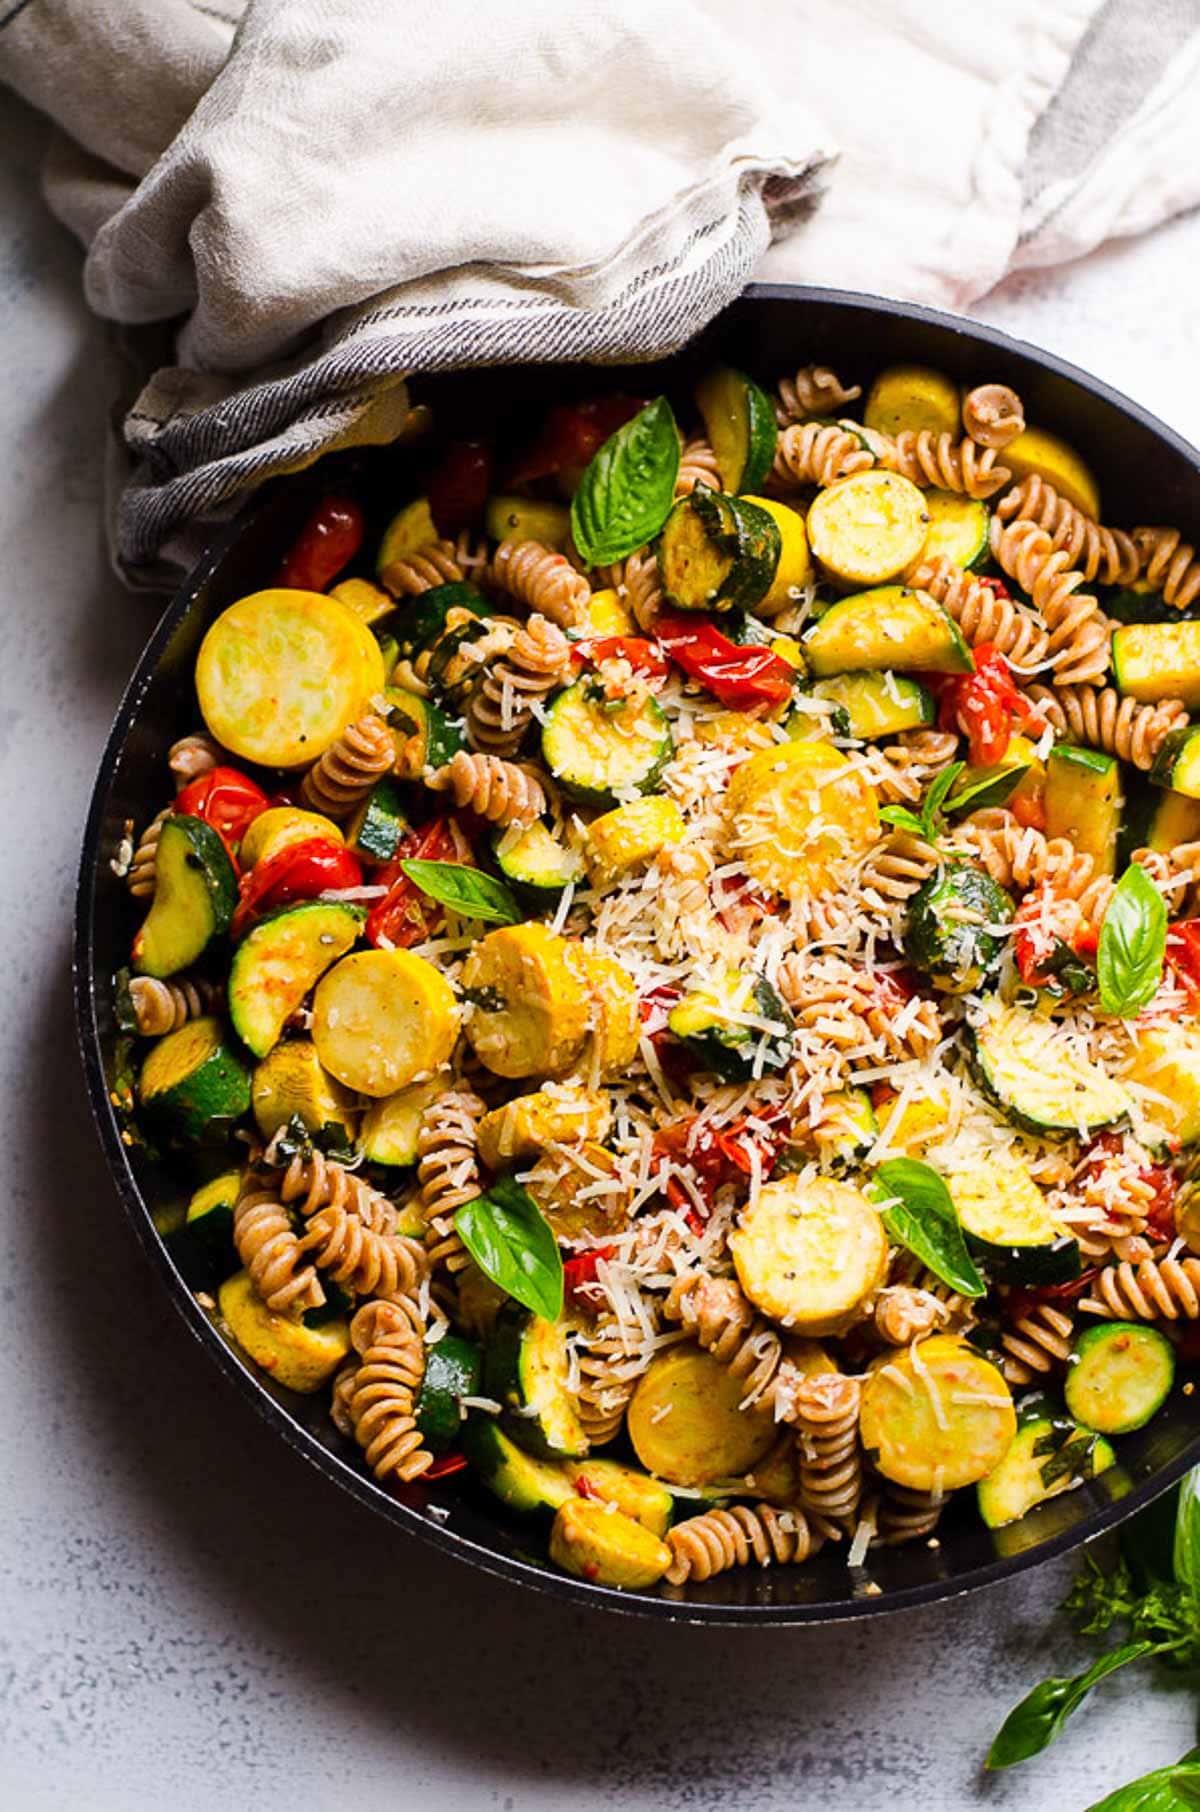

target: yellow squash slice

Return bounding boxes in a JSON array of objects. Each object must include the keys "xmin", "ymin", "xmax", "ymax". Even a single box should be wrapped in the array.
[
  {"xmin": 462, "ymin": 924, "xmax": 590, "ymax": 1079},
  {"xmin": 477, "ymin": 1086, "xmax": 612, "ymax": 1171},
  {"xmin": 863, "ymin": 365, "xmax": 961, "ymax": 440},
  {"xmin": 219, "ymin": 1271, "xmax": 350, "ymax": 1393},
  {"xmin": 312, "ymin": 949, "xmax": 459, "ymax": 1097},
  {"xmin": 585, "ymin": 797, "xmax": 685, "ymax": 884},
  {"xmin": 731, "ymin": 1175, "xmax": 889, "ymax": 1336},
  {"xmin": 549, "ymin": 1498, "xmax": 671, "ymax": 1590},
  {"xmin": 723, "ymin": 739, "xmax": 879, "ymax": 897},
  {"xmin": 627, "ymin": 1344, "xmax": 777, "ymax": 1486},
  {"xmin": 860, "ymin": 1335, "xmax": 1016, "ymax": 1492},
  {"xmin": 1001, "ymin": 426, "xmax": 1100, "ymax": 519},
  {"xmin": 807, "ymin": 470, "xmax": 930, "ymax": 588}
]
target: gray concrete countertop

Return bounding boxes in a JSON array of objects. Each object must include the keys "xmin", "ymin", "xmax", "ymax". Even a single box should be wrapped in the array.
[{"xmin": 2, "ymin": 86, "xmax": 1198, "ymax": 1812}]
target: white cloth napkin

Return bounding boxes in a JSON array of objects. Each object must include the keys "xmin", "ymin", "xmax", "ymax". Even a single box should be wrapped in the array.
[{"xmin": 3, "ymin": 0, "xmax": 1199, "ymax": 586}]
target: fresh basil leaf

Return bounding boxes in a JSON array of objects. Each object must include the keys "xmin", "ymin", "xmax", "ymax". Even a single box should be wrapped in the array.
[
  {"xmin": 987, "ymin": 1641, "xmax": 1160, "ymax": 1768},
  {"xmin": 1086, "ymin": 1753, "xmax": 1200, "ymax": 1812},
  {"xmin": 456, "ymin": 1174, "xmax": 563, "ymax": 1321},
  {"xmin": 878, "ymin": 804, "xmax": 928, "ymax": 838},
  {"xmin": 1098, "ymin": 865, "xmax": 1167, "ymax": 1016},
  {"xmin": 1173, "ymin": 1466, "xmax": 1200, "ymax": 1597},
  {"xmin": 400, "ymin": 859, "xmax": 521, "ymax": 925},
  {"xmin": 921, "ymin": 760, "xmax": 965, "ymax": 837},
  {"xmin": 871, "ymin": 1158, "xmax": 986, "ymax": 1299},
  {"xmin": 570, "ymin": 397, "xmax": 680, "ymax": 566}
]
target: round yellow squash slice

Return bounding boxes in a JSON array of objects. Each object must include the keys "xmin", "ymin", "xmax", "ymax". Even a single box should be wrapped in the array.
[
  {"xmin": 312, "ymin": 949, "xmax": 459, "ymax": 1097},
  {"xmin": 807, "ymin": 470, "xmax": 930, "ymax": 588},
  {"xmin": 731, "ymin": 1175, "xmax": 888, "ymax": 1336},
  {"xmin": 860, "ymin": 1335, "xmax": 1017, "ymax": 1492},
  {"xmin": 218, "ymin": 1271, "xmax": 350, "ymax": 1393},
  {"xmin": 477, "ymin": 1086, "xmax": 612, "ymax": 1172},
  {"xmin": 462, "ymin": 924, "xmax": 590, "ymax": 1079},
  {"xmin": 627, "ymin": 1344, "xmax": 777, "ymax": 1487},
  {"xmin": 196, "ymin": 588, "xmax": 386, "ymax": 768},
  {"xmin": 723, "ymin": 739, "xmax": 878, "ymax": 897}
]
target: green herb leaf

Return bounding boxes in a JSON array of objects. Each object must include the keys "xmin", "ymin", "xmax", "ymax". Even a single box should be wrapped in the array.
[
  {"xmin": 1173, "ymin": 1466, "xmax": 1200, "ymax": 1598},
  {"xmin": 871, "ymin": 1158, "xmax": 986, "ymax": 1299},
  {"xmin": 921, "ymin": 760, "xmax": 966, "ymax": 837},
  {"xmin": 399, "ymin": 859, "xmax": 522, "ymax": 925},
  {"xmin": 987, "ymin": 1641, "xmax": 1160, "ymax": 1768},
  {"xmin": 1098, "ymin": 865, "xmax": 1167, "ymax": 1016},
  {"xmin": 878, "ymin": 804, "xmax": 927, "ymax": 838},
  {"xmin": 456, "ymin": 1174, "xmax": 563, "ymax": 1321},
  {"xmin": 570, "ymin": 397, "xmax": 680, "ymax": 566},
  {"xmin": 1085, "ymin": 1752, "xmax": 1200, "ymax": 1812}
]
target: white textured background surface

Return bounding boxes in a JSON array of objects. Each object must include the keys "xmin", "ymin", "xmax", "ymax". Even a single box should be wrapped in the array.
[{"xmin": 2, "ymin": 84, "xmax": 1199, "ymax": 1812}]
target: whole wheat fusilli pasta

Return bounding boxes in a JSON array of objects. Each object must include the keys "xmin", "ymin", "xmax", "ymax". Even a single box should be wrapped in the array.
[
  {"xmin": 425, "ymin": 751, "xmax": 547, "ymax": 828},
  {"xmin": 491, "ymin": 538, "xmax": 591, "ymax": 630},
  {"xmin": 775, "ymin": 365, "xmax": 862, "ymax": 424},
  {"xmin": 465, "ymin": 614, "xmax": 572, "ymax": 755},
  {"xmin": 961, "ymin": 383, "xmax": 1025, "ymax": 450},
  {"xmin": 299, "ymin": 711, "xmax": 394, "ymax": 818},
  {"xmin": 907, "ymin": 555, "xmax": 1049, "ymax": 668},
  {"xmin": 665, "ymin": 1503, "xmax": 822, "ymax": 1583},
  {"xmin": 997, "ymin": 475, "xmax": 1139, "ymax": 586},
  {"xmin": 1024, "ymin": 682, "xmax": 1188, "ymax": 771},
  {"xmin": 988, "ymin": 516, "xmax": 1110, "ymax": 684}
]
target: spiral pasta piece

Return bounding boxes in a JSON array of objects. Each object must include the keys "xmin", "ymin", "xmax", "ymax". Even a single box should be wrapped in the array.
[
  {"xmin": 792, "ymin": 1373, "xmax": 863, "ymax": 1532},
  {"xmin": 961, "ymin": 383, "xmax": 1025, "ymax": 450},
  {"xmin": 999, "ymin": 1302, "xmax": 1075, "ymax": 1386},
  {"xmin": 298, "ymin": 1205, "xmax": 429, "ymax": 1300},
  {"xmin": 272, "ymin": 1146, "xmax": 400, "ymax": 1236},
  {"xmin": 769, "ymin": 420, "xmax": 877, "ymax": 490},
  {"xmin": 907, "ymin": 555, "xmax": 1049, "ymax": 668},
  {"xmin": 417, "ymin": 1090, "xmax": 485, "ymax": 1279},
  {"xmin": 298, "ymin": 711, "xmax": 394, "ymax": 818},
  {"xmin": 664, "ymin": 1273, "xmax": 788, "ymax": 1414},
  {"xmin": 988, "ymin": 517, "xmax": 1110, "ymax": 684},
  {"xmin": 572, "ymin": 1321, "xmax": 652, "ymax": 1446},
  {"xmin": 128, "ymin": 973, "xmax": 221, "ymax": 1037},
  {"xmin": 380, "ymin": 537, "xmax": 466, "ymax": 597},
  {"xmin": 1023, "ymin": 682, "xmax": 1188, "ymax": 771},
  {"xmin": 1133, "ymin": 526, "xmax": 1200, "ymax": 610},
  {"xmin": 620, "ymin": 547, "xmax": 664, "ymax": 631},
  {"xmin": 676, "ymin": 436, "xmax": 721, "ymax": 495},
  {"xmin": 876, "ymin": 1484, "xmax": 944, "ymax": 1546},
  {"xmin": 775, "ymin": 365, "xmax": 862, "ymax": 425},
  {"xmin": 347, "ymin": 1299, "xmax": 433, "ymax": 1483},
  {"xmin": 664, "ymin": 1503, "xmax": 822, "ymax": 1583},
  {"xmin": 875, "ymin": 729, "xmax": 963, "ymax": 806},
  {"xmin": 855, "ymin": 830, "xmax": 941, "ymax": 911},
  {"xmin": 465, "ymin": 614, "xmax": 572, "ymax": 755},
  {"xmin": 952, "ymin": 808, "xmax": 1097, "ymax": 902},
  {"xmin": 778, "ymin": 954, "xmax": 941, "ymax": 1063},
  {"xmin": 233, "ymin": 1174, "xmax": 325, "ymax": 1315},
  {"xmin": 997, "ymin": 475, "xmax": 1139, "ymax": 586},
  {"xmin": 168, "ymin": 731, "xmax": 223, "ymax": 790},
  {"xmin": 873, "ymin": 1286, "xmax": 946, "ymax": 1347},
  {"xmin": 1081, "ymin": 1257, "xmax": 1200, "ymax": 1322},
  {"xmin": 127, "ymin": 806, "xmax": 170, "ymax": 899},
  {"xmin": 491, "ymin": 538, "xmax": 591, "ymax": 631},
  {"xmin": 425, "ymin": 751, "xmax": 547, "ymax": 828},
  {"xmin": 885, "ymin": 430, "xmax": 1010, "ymax": 499}
]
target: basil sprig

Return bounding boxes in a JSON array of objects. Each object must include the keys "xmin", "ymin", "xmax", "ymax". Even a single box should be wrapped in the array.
[
  {"xmin": 399, "ymin": 859, "xmax": 521, "ymax": 925},
  {"xmin": 878, "ymin": 760, "xmax": 964, "ymax": 842},
  {"xmin": 1086, "ymin": 1752, "xmax": 1200, "ymax": 1811},
  {"xmin": 455, "ymin": 1175, "xmax": 563, "ymax": 1321},
  {"xmin": 1098, "ymin": 864, "xmax": 1166, "ymax": 1016},
  {"xmin": 871, "ymin": 1157, "xmax": 985, "ymax": 1298},
  {"xmin": 570, "ymin": 397, "xmax": 680, "ymax": 565},
  {"xmin": 988, "ymin": 1641, "xmax": 1160, "ymax": 1770}
]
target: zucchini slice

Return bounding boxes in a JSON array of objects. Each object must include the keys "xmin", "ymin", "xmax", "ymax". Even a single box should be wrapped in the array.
[
  {"xmin": 390, "ymin": 583, "xmax": 493, "ymax": 660},
  {"xmin": 484, "ymin": 495, "xmax": 571, "ymax": 549},
  {"xmin": 812, "ymin": 1088, "xmax": 879, "ymax": 1169},
  {"xmin": 626, "ymin": 1345, "xmax": 777, "ymax": 1486},
  {"xmin": 1150, "ymin": 725, "xmax": 1200, "ymax": 798},
  {"xmin": 1126, "ymin": 782, "xmax": 1200, "ymax": 856},
  {"xmin": 131, "ymin": 814, "xmax": 237, "ymax": 981},
  {"xmin": 139, "ymin": 1017, "xmax": 251, "ymax": 1146},
  {"xmin": 166, "ymin": 1177, "xmax": 239, "ymax": 1293},
  {"xmin": 808, "ymin": 670, "xmax": 935, "ymax": 740},
  {"xmin": 1122, "ymin": 1022, "xmax": 1200, "ymax": 1149},
  {"xmin": 376, "ymin": 496, "xmax": 437, "ymax": 577},
  {"xmin": 219, "ymin": 1271, "xmax": 350, "ymax": 1394},
  {"xmin": 476, "ymin": 1087, "xmax": 612, "ymax": 1172},
  {"xmin": 740, "ymin": 495, "xmax": 813, "ymax": 609},
  {"xmin": 1043, "ymin": 745, "xmax": 1121, "ymax": 877},
  {"xmin": 560, "ymin": 1458, "xmax": 674, "ymax": 1536},
  {"xmin": 860, "ymin": 1335, "xmax": 1016, "ymax": 1492},
  {"xmin": 918, "ymin": 490, "xmax": 990, "ymax": 571},
  {"xmin": 723, "ymin": 739, "xmax": 879, "ymax": 897},
  {"xmin": 730, "ymin": 1175, "xmax": 888, "ymax": 1337},
  {"xmin": 384, "ymin": 685, "xmax": 465, "ymax": 774},
  {"xmin": 187, "ymin": 1170, "xmax": 242, "ymax": 1223},
  {"xmin": 584, "ymin": 797, "xmax": 685, "ymax": 885},
  {"xmin": 329, "ymin": 576, "xmax": 396, "ymax": 627},
  {"xmin": 667, "ymin": 970, "xmax": 793, "ymax": 1081},
  {"xmin": 904, "ymin": 860, "xmax": 1013, "ymax": 994},
  {"xmin": 1065, "ymin": 1321, "xmax": 1175, "ymax": 1435},
  {"xmin": 462, "ymin": 923, "xmax": 591, "ymax": 1079},
  {"xmin": 312, "ymin": 948, "xmax": 459, "ymax": 1098},
  {"xmin": 461, "ymin": 1416, "xmax": 573, "ymax": 1515},
  {"xmin": 357, "ymin": 1077, "xmax": 440, "ymax": 1167},
  {"xmin": 863, "ymin": 364, "xmax": 961, "ymax": 440},
  {"xmin": 240, "ymin": 806, "xmax": 344, "ymax": 871},
  {"xmin": 415, "ymin": 1333, "xmax": 483, "ymax": 1453},
  {"xmin": 693, "ymin": 366, "xmax": 778, "ymax": 494},
  {"xmin": 549, "ymin": 1498, "xmax": 671, "ymax": 1590},
  {"xmin": 540, "ymin": 679, "xmax": 672, "ymax": 808},
  {"xmin": 803, "ymin": 585, "xmax": 973, "ymax": 676},
  {"xmin": 228, "ymin": 901, "xmax": 364, "ymax": 1060},
  {"xmin": 948, "ymin": 1164, "xmax": 1081, "ymax": 1285},
  {"xmin": 195, "ymin": 589, "xmax": 386, "ymax": 768},
  {"xmin": 1114, "ymin": 622, "xmax": 1200, "ymax": 708},
  {"xmin": 484, "ymin": 1306, "xmax": 590, "ymax": 1461},
  {"xmin": 978, "ymin": 1412, "xmax": 1115, "ymax": 1529},
  {"xmin": 655, "ymin": 488, "xmax": 780, "ymax": 613},
  {"xmin": 345, "ymin": 778, "xmax": 409, "ymax": 865},
  {"xmin": 249, "ymin": 1039, "xmax": 356, "ymax": 1145},
  {"xmin": 1002, "ymin": 426, "xmax": 1101, "ymax": 520},
  {"xmin": 495, "ymin": 821, "xmax": 584, "ymax": 894},
  {"xmin": 970, "ymin": 1000, "xmax": 1131, "ymax": 1137},
  {"xmin": 807, "ymin": 471, "xmax": 930, "ymax": 587}
]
